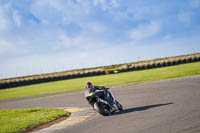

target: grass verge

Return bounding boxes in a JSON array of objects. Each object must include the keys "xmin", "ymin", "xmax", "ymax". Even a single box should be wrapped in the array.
[
  {"xmin": 0, "ymin": 108, "xmax": 70, "ymax": 133},
  {"xmin": 0, "ymin": 62, "xmax": 200, "ymax": 101}
]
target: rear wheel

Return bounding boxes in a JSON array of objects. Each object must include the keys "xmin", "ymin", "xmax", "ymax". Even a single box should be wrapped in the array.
[{"xmin": 94, "ymin": 102, "xmax": 110, "ymax": 116}]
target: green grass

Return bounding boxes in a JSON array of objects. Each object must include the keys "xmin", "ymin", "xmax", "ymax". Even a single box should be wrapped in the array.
[
  {"xmin": 0, "ymin": 108, "xmax": 70, "ymax": 133},
  {"xmin": 0, "ymin": 62, "xmax": 200, "ymax": 101}
]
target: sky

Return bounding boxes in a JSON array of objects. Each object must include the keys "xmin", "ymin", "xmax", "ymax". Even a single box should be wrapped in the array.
[{"xmin": 0, "ymin": 0, "xmax": 200, "ymax": 79}]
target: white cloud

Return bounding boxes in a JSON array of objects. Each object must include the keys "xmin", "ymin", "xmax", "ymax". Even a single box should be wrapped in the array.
[
  {"xmin": 0, "ymin": 4, "xmax": 10, "ymax": 31},
  {"xmin": 129, "ymin": 21, "xmax": 161, "ymax": 40},
  {"xmin": 128, "ymin": 7, "xmax": 149, "ymax": 20},
  {"xmin": 163, "ymin": 34, "xmax": 173, "ymax": 40},
  {"xmin": 177, "ymin": 12, "xmax": 193, "ymax": 24},
  {"xmin": 52, "ymin": 33, "xmax": 108, "ymax": 50},
  {"xmin": 12, "ymin": 10, "xmax": 22, "ymax": 27},
  {"xmin": 31, "ymin": 0, "xmax": 91, "ymax": 25},
  {"xmin": 55, "ymin": 34, "xmax": 83, "ymax": 49},
  {"xmin": 0, "ymin": 39, "xmax": 14, "ymax": 54},
  {"xmin": 30, "ymin": 0, "xmax": 61, "ymax": 23},
  {"xmin": 0, "ymin": 3, "xmax": 23, "ymax": 30},
  {"xmin": 41, "ymin": 19, "xmax": 48, "ymax": 24},
  {"xmin": 0, "ymin": 36, "xmax": 29, "ymax": 56},
  {"xmin": 93, "ymin": 0, "xmax": 99, "ymax": 6},
  {"xmin": 110, "ymin": 0, "xmax": 120, "ymax": 8},
  {"xmin": 93, "ymin": 0, "xmax": 120, "ymax": 11},
  {"xmin": 87, "ymin": 22, "xmax": 106, "ymax": 33},
  {"xmin": 189, "ymin": 0, "xmax": 200, "ymax": 8},
  {"xmin": 126, "ymin": 2, "xmax": 165, "ymax": 22},
  {"xmin": 93, "ymin": 0, "xmax": 106, "ymax": 9}
]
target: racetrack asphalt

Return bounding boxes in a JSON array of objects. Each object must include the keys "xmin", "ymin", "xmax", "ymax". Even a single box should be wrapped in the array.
[{"xmin": 0, "ymin": 75, "xmax": 200, "ymax": 133}]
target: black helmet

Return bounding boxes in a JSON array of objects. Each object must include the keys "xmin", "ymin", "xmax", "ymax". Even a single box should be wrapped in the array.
[{"xmin": 86, "ymin": 82, "xmax": 93, "ymax": 88}]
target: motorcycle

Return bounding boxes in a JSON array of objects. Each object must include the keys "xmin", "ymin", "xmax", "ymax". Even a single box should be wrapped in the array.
[{"xmin": 85, "ymin": 88, "xmax": 123, "ymax": 116}]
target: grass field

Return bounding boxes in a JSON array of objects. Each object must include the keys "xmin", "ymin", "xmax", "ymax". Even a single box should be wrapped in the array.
[
  {"xmin": 0, "ymin": 62, "xmax": 200, "ymax": 101},
  {"xmin": 0, "ymin": 108, "xmax": 70, "ymax": 133}
]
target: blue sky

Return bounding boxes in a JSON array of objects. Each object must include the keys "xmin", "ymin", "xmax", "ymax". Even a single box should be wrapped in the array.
[{"xmin": 0, "ymin": 0, "xmax": 200, "ymax": 79}]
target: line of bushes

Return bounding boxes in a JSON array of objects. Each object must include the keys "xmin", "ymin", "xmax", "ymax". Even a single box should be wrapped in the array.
[
  {"xmin": 117, "ymin": 53, "xmax": 200, "ymax": 72},
  {"xmin": 0, "ymin": 53, "xmax": 200, "ymax": 89},
  {"xmin": 0, "ymin": 68, "xmax": 105, "ymax": 89}
]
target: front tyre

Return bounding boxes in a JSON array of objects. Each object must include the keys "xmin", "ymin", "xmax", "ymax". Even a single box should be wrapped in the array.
[
  {"xmin": 94, "ymin": 102, "xmax": 110, "ymax": 116},
  {"xmin": 115, "ymin": 101, "xmax": 123, "ymax": 111}
]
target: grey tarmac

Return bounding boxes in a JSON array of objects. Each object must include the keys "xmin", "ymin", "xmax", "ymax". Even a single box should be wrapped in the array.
[{"xmin": 0, "ymin": 75, "xmax": 200, "ymax": 133}]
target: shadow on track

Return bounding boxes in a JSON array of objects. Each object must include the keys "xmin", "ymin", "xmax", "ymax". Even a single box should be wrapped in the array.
[{"xmin": 112, "ymin": 102, "xmax": 173, "ymax": 116}]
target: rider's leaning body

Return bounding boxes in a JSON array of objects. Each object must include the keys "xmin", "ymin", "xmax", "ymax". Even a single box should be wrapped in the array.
[
  {"xmin": 85, "ymin": 82, "xmax": 123, "ymax": 114},
  {"xmin": 85, "ymin": 82, "xmax": 114, "ymax": 106}
]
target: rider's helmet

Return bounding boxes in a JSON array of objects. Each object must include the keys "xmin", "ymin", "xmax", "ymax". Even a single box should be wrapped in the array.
[{"xmin": 86, "ymin": 82, "xmax": 93, "ymax": 88}]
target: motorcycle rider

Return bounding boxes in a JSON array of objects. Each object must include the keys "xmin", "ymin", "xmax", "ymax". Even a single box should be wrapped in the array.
[
  {"xmin": 85, "ymin": 82, "xmax": 108, "ymax": 93},
  {"xmin": 85, "ymin": 82, "xmax": 117, "ymax": 111}
]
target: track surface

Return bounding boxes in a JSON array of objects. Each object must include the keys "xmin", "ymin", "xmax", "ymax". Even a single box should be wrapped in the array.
[{"xmin": 1, "ymin": 75, "xmax": 200, "ymax": 133}]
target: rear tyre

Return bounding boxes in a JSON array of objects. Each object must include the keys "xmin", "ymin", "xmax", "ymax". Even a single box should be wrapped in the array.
[{"xmin": 94, "ymin": 102, "xmax": 110, "ymax": 116}]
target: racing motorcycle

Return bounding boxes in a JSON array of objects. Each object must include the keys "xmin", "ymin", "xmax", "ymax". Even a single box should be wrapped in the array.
[{"xmin": 85, "ymin": 88, "xmax": 123, "ymax": 116}]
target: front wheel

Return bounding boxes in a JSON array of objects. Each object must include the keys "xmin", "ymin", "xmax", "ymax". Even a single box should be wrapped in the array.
[
  {"xmin": 94, "ymin": 102, "xmax": 110, "ymax": 116},
  {"xmin": 115, "ymin": 101, "xmax": 123, "ymax": 111}
]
